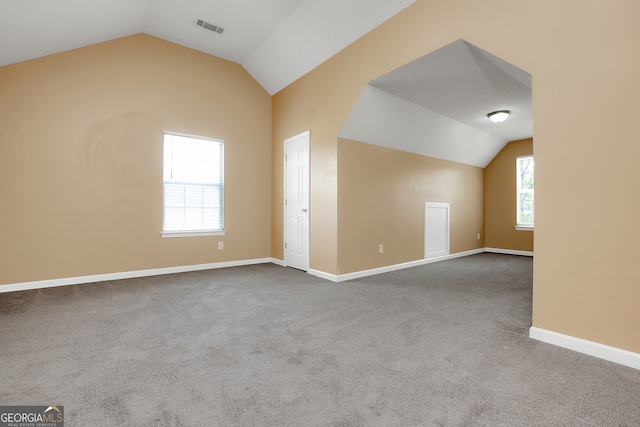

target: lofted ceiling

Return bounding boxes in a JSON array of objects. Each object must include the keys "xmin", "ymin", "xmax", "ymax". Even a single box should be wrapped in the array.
[
  {"xmin": 0, "ymin": 0, "xmax": 415, "ymax": 95},
  {"xmin": 339, "ymin": 40, "xmax": 533, "ymax": 167},
  {"xmin": 1, "ymin": 3, "xmax": 532, "ymax": 167}
]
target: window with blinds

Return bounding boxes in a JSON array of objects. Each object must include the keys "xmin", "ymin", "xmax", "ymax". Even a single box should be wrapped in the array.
[{"xmin": 162, "ymin": 133, "xmax": 224, "ymax": 236}]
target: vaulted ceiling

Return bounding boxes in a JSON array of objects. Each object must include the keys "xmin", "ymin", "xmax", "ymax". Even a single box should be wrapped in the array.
[
  {"xmin": 1, "ymin": 1, "xmax": 532, "ymax": 166},
  {"xmin": 340, "ymin": 40, "xmax": 533, "ymax": 167},
  {"xmin": 0, "ymin": 0, "xmax": 415, "ymax": 95}
]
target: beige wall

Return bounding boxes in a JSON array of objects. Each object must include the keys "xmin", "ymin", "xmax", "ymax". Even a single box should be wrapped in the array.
[
  {"xmin": 273, "ymin": 0, "xmax": 640, "ymax": 353},
  {"xmin": 271, "ymin": 63, "xmax": 364, "ymax": 274},
  {"xmin": 2, "ymin": 0, "xmax": 639, "ymax": 355},
  {"xmin": 337, "ymin": 139, "xmax": 483, "ymax": 274},
  {"xmin": 484, "ymin": 139, "xmax": 534, "ymax": 252},
  {"xmin": 0, "ymin": 34, "xmax": 272, "ymax": 285}
]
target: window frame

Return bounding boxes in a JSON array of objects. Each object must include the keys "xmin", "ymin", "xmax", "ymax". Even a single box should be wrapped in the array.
[
  {"xmin": 515, "ymin": 155, "xmax": 534, "ymax": 231},
  {"xmin": 161, "ymin": 132, "xmax": 226, "ymax": 239}
]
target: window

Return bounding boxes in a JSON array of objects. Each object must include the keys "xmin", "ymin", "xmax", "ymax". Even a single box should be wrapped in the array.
[
  {"xmin": 516, "ymin": 155, "xmax": 534, "ymax": 230},
  {"xmin": 162, "ymin": 133, "xmax": 224, "ymax": 237}
]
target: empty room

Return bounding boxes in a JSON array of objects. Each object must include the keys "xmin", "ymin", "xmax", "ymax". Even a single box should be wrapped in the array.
[{"xmin": 1, "ymin": 1, "xmax": 639, "ymax": 425}]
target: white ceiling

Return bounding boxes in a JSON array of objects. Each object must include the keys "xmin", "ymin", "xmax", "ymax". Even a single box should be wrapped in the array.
[
  {"xmin": 339, "ymin": 40, "xmax": 533, "ymax": 167},
  {"xmin": 0, "ymin": 0, "xmax": 415, "ymax": 95},
  {"xmin": 1, "ymin": 5, "xmax": 532, "ymax": 167}
]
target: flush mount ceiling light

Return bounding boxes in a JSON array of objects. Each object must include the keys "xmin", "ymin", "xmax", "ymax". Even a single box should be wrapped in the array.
[{"xmin": 487, "ymin": 110, "xmax": 511, "ymax": 123}]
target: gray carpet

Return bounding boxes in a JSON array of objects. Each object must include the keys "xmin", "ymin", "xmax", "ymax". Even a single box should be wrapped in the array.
[{"xmin": 1, "ymin": 253, "xmax": 639, "ymax": 426}]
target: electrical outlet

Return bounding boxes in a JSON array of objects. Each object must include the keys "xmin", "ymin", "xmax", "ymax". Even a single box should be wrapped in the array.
[
  {"xmin": 477, "ymin": 233, "xmax": 481, "ymax": 240},
  {"xmin": 379, "ymin": 244, "xmax": 384, "ymax": 254},
  {"xmin": 218, "ymin": 242, "xmax": 224, "ymax": 250}
]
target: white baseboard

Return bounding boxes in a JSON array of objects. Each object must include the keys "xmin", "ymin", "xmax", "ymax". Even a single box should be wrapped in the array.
[
  {"xmin": 309, "ymin": 248, "xmax": 529, "ymax": 283},
  {"xmin": 270, "ymin": 258, "xmax": 286, "ymax": 267},
  {"xmin": 319, "ymin": 249, "xmax": 486, "ymax": 283},
  {"xmin": 0, "ymin": 257, "xmax": 277, "ymax": 293},
  {"xmin": 308, "ymin": 269, "xmax": 338, "ymax": 281},
  {"xmin": 10, "ymin": 252, "xmax": 636, "ymax": 372},
  {"xmin": 530, "ymin": 327, "xmax": 640, "ymax": 371},
  {"xmin": 485, "ymin": 247, "xmax": 534, "ymax": 257},
  {"xmin": 0, "ymin": 248, "xmax": 528, "ymax": 292}
]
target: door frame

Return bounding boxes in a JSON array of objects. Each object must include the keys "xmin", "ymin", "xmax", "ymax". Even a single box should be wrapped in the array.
[{"xmin": 283, "ymin": 130, "xmax": 310, "ymax": 271}]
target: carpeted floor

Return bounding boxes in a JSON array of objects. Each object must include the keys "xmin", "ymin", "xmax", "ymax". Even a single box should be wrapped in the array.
[{"xmin": 1, "ymin": 253, "xmax": 639, "ymax": 426}]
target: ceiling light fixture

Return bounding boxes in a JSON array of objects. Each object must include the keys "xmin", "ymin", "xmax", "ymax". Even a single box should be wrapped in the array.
[{"xmin": 487, "ymin": 110, "xmax": 511, "ymax": 123}]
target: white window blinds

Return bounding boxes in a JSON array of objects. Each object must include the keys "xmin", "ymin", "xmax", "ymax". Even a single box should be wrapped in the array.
[{"xmin": 163, "ymin": 133, "xmax": 224, "ymax": 233}]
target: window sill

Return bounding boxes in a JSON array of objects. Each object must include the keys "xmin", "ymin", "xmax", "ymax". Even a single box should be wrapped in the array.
[
  {"xmin": 161, "ymin": 230, "xmax": 226, "ymax": 238},
  {"xmin": 514, "ymin": 225, "xmax": 534, "ymax": 231}
]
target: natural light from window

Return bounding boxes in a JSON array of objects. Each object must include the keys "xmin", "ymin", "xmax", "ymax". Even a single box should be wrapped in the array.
[
  {"xmin": 162, "ymin": 133, "xmax": 224, "ymax": 237},
  {"xmin": 516, "ymin": 155, "xmax": 534, "ymax": 230}
]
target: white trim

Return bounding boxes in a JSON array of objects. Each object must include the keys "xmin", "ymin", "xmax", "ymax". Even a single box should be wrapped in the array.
[
  {"xmin": 424, "ymin": 202, "xmax": 450, "ymax": 259},
  {"xmin": 516, "ymin": 155, "xmax": 534, "ymax": 226},
  {"xmin": 310, "ymin": 247, "xmax": 530, "ymax": 282},
  {"xmin": 310, "ymin": 249, "xmax": 485, "ymax": 283},
  {"xmin": 270, "ymin": 258, "xmax": 286, "ymax": 267},
  {"xmin": 0, "ymin": 258, "xmax": 275, "ymax": 294},
  {"xmin": 164, "ymin": 131, "xmax": 222, "ymax": 142},
  {"xmin": 308, "ymin": 269, "xmax": 339, "ymax": 282},
  {"xmin": 530, "ymin": 327, "xmax": 640, "ymax": 371},
  {"xmin": 514, "ymin": 225, "xmax": 534, "ymax": 231},
  {"xmin": 162, "ymin": 132, "xmax": 225, "ymax": 235},
  {"xmin": 485, "ymin": 247, "xmax": 534, "ymax": 257},
  {"xmin": 1, "ymin": 249, "xmax": 530, "ymax": 292},
  {"xmin": 161, "ymin": 230, "xmax": 226, "ymax": 238},
  {"xmin": 6, "ymin": 253, "xmax": 637, "ymax": 372}
]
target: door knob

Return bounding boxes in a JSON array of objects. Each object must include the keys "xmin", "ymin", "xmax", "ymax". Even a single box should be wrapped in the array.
[{"xmin": 302, "ymin": 209, "xmax": 308, "ymax": 212}]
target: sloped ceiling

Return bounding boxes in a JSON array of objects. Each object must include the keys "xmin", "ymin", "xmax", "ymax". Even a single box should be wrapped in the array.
[
  {"xmin": 0, "ymin": 0, "xmax": 415, "ymax": 95},
  {"xmin": 2, "ymin": 5, "xmax": 531, "ymax": 167},
  {"xmin": 339, "ymin": 40, "xmax": 533, "ymax": 168}
]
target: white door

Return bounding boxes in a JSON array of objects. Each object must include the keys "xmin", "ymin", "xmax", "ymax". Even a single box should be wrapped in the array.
[
  {"xmin": 284, "ymin": 131, "xmax": 310, "ymax": 271},
  {"xmin": 424, "ymin": 202, "xmax": 450, "ymax": 259}
]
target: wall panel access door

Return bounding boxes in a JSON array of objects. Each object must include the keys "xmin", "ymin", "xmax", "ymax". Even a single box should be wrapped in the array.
[{"xmin": 424, "ymin": 202, "xmax": 450, "ymax": 259}]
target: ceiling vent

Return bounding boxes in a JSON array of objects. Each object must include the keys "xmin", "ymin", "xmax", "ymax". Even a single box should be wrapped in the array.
[{"xmin": 195, "ymin": 19, "xmax": 225, "ymax": 35}]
